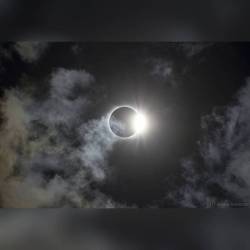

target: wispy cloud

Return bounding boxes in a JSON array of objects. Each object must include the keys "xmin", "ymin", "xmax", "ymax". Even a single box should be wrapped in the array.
[
  {"xmin": 148, "ymin": 58, "xmax": 177, "ymax": 87},
  {"xmin": 166, "ymin": 78, "xmax": 250, "ymax": 207},
  {"xmin": 0, "ymin": 67, "xmax": 120, "ymax": 207},
  {"xmin": 14, "ymin": 42, "xmax": 48, "ymax": 63},
  {"xmin": 78, "ymin": 117, "xmax": 117, "ymax": 181}
]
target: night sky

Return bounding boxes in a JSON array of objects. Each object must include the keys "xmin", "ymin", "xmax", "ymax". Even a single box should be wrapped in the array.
[
  {"xmin": 1, "ymin": 1, "xmax": 250, "ymax": 248},
  {"xmin": 2, "ymin": 0, "xmax": 250, "ymax": 244},
  {"xmin": 0, "ymin": 42, "xmax": 250, "ymax": 208}
]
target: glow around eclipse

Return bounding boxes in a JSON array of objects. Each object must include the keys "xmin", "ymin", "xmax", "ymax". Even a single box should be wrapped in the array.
[{"xmin": 108, "ymin": 106, "xmax": 149, "ymax": 139}]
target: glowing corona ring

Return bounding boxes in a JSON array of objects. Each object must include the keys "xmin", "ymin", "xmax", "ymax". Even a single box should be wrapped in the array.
[{"xmin": 107, "ymin": 105, "xmax": 148, "ymax": 139}]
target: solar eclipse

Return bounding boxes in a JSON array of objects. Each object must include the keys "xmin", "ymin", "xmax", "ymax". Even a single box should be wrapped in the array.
[{"xmin": 108, "ymin": 106, "xmax": 148, "ymax": 139}]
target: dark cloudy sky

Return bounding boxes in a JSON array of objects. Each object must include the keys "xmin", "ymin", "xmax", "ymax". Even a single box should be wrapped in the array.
[
  {"xmin": 1, "ymin": 42, "xmax": 250, "ymax": 208},
  {"xmin": 1, "ymin": 2, "xmax": 250, "ymax": 248}
]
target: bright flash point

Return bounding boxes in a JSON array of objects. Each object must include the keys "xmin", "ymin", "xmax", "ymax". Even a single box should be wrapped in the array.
[
  {"xmin": 131, "ymin": 112, "xmax": 148, "ymax": 135},
  {"xmin": 108, "ymin": 106, "xmax": 149, "ymax": 139}
]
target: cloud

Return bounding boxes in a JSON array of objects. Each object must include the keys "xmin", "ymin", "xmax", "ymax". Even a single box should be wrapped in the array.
[
  {"xmin": 0, "ymin": 90, "xmax": 28, "ymax": 184},
  {"xmin": 50, "ymin": 68, "xmax": 93, "ymax": 98},
  {"xmin": 71, "ymin": 43, "xmax": 82, "ymax": 54},
  {"xmin": 38, "ymin": 68, "xmax": 94, "ymax": 127},
  {"xmin": 180, "ymin": 43, "xmax": 213, "ymax": 58},
  {"xmin": 14, "ymin": 42, "xmax": 48, "ymax": 62},
  {"xmin": 1, "ymin": 175, "xmax": 68, "ymax": 208},
  {"xmin": 166, "ymin": 78, "xmax": 250, "ymax": 207},
  {"xmin": 78, "ymin": 117, "xmax": 117, "ymax": 181},
  {"xmin": 151, "ymin": 59, "xmax": 173, "ymax": 79},
  {"xmin": 0, "ymin": 67, "xmax": 120, "ymax": 207},
  {"xmin": 147, "ymin": 58, "xmax": 178, "ymax": 87}
]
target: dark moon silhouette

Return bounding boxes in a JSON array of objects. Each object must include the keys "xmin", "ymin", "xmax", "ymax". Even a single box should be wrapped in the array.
[{"xmin": 109, "ymin": 106, "xmax": 137, "ymax": 138}]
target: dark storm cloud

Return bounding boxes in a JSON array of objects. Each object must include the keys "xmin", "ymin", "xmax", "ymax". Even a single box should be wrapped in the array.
[
  {"xmin": 166, "ymin": 78, "xmax": 250, "ymax": 207},
  {"xmin": 0, "ymin": 67, "xmax": 121, "ymax": 207}
]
